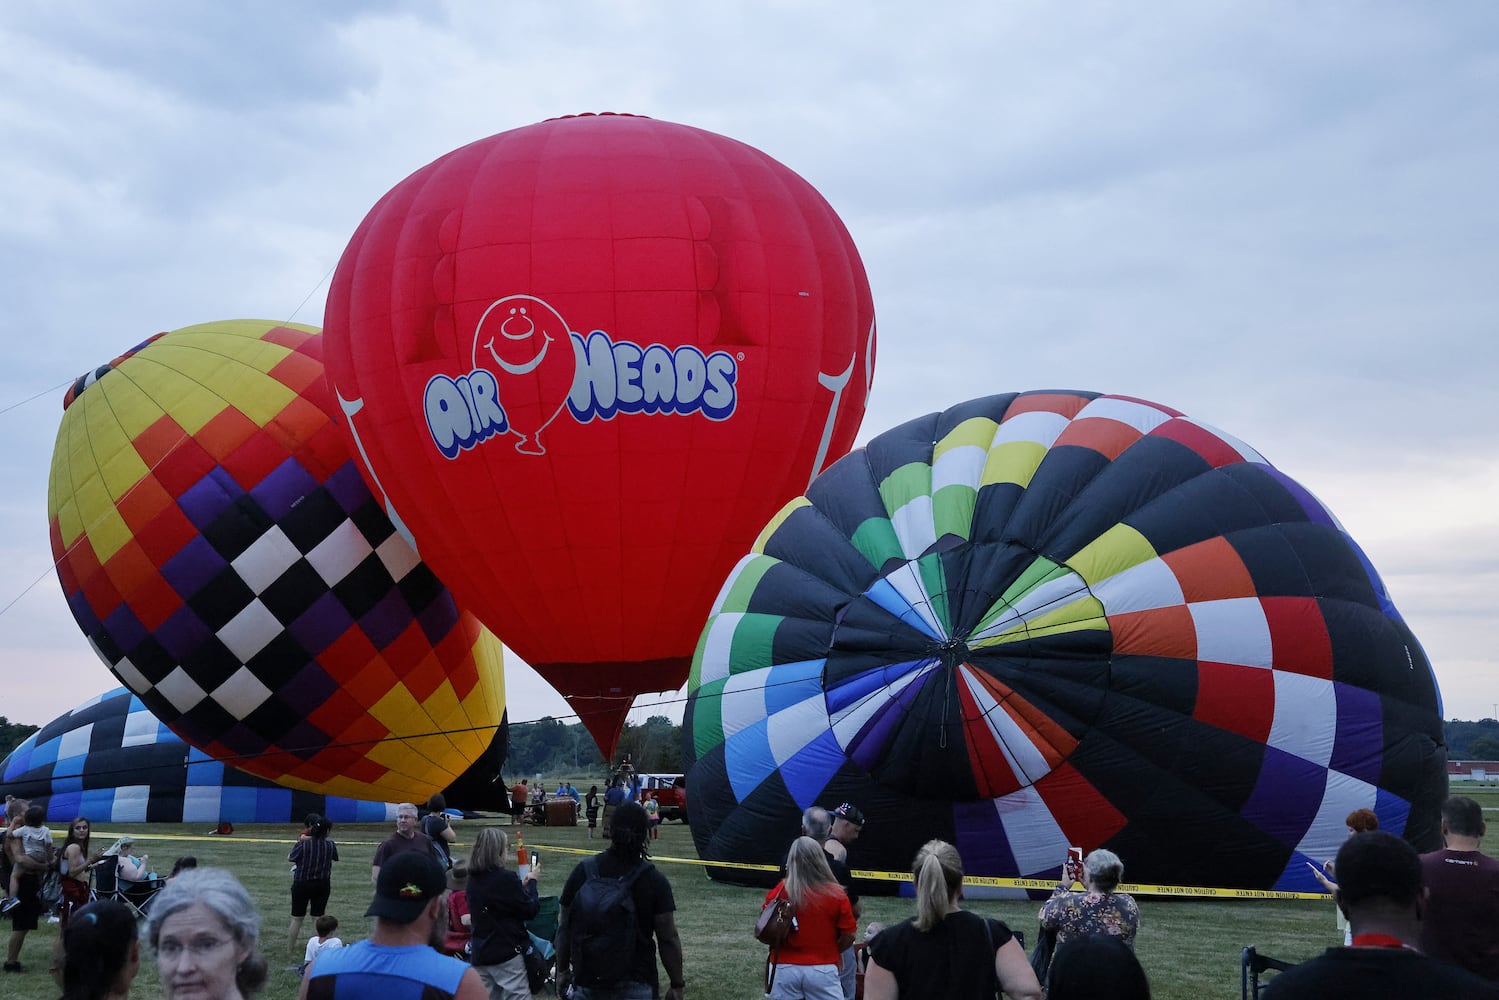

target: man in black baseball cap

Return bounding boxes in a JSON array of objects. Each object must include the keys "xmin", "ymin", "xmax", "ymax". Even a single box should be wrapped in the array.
[
  {"xmin": 299, "ymin": 851, "xmax": 485, "ymax": 999},
  {"xmin": 827, "ymin": 803, "xmax": 865, "ymax": 863},
  {"xmin": 827, "ymin": 803, "xmax": 866, "ymax": 1000}
]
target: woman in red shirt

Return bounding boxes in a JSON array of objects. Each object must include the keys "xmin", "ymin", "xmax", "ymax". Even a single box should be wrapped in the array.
[{"xmin": 761, "ymin": 836, "xmax": 856, "ymax": 1000}]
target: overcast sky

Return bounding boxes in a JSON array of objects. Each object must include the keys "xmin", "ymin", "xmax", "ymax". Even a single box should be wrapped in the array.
[{"xmin": 2, "ymin": 1, "xmax": 1496, "ymax": 739}]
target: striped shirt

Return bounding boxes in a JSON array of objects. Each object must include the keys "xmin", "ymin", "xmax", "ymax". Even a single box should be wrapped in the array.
[{"xmin": 290, "ymin": 837, "xmax": 339, "ymax": 882}]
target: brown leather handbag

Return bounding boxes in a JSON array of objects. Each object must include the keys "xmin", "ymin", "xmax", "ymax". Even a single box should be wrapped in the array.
[{"xmin": 754, "ymin": 888, "xmax": 796, "ymax": 991}]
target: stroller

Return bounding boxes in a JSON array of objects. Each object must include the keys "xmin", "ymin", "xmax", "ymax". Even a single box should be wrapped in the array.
[{"xmin": 525, "ymin": 895, "xmax": 560, "ymax": 994}]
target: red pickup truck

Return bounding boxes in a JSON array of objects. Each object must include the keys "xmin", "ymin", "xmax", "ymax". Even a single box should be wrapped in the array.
[{"xmin": 639, "ymin": 772, "xmax": 689, "ymax": 823}]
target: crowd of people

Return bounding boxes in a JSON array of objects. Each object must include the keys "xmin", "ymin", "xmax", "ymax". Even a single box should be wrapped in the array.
[
  {"xmin": 758, "ymin": 795, "xmax": 1499, "ymax": 1000},
  {"xmin": 5, "ymin": 787, "xmax": 1498, "ymax": 999}
]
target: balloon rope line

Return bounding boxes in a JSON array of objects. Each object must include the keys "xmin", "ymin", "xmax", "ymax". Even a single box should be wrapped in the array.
[
  {"xmin": 0, "ymin": 377, "xmax": 73, "ymax": 417},
  {"xmin": 283, "ymin": 263, "xmax": 337, "ymax": 327},
  {"xmin": 0, "ymin": 563, "xmax": 66, "ymax": 620}
]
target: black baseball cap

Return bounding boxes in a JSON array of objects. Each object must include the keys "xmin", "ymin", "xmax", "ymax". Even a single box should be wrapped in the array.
[
  {"xmin": 832, "ymin": 803, "xmax": 865, "ymax": 827},
  {"xmin": 367, "ymin": 851, "xmax": 447, "ymax": 923}
]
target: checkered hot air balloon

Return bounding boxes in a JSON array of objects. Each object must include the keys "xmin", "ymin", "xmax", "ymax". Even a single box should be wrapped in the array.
[
  {"xmin": 0, "ymin": 688, "xmax": 410, "ymax": 823},
  {"xmin": 47, "ymin": 320, "xmax": 508, "ymax": 806},
  {"xmin": 683, "ymin": 391, "xmax": 1446, "ymax": 892}
]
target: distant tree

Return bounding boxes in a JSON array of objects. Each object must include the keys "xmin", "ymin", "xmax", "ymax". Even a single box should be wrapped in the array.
[
  {"xmin": 1467, "ymin": 735, "xmax": 1499, "ymax": 761},
  {"xmin": 615, "ymin": 716, "xmax": 682, "ymax": 773},
  {"xmin": 1445, "ymin": 718, "xmax": 1499, "ymax": 759},
  {"xmin": 504, "ymin": 718, "xmax": 604, "ymax": 777},
  {"xmin": 0, "ymin": 717, "xmax": 39, "ymax": 759}
]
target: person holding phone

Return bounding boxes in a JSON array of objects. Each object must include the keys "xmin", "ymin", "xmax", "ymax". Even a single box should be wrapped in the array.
[
  {"xmin": 1037, "ymin": 849, "xmax": 1139, "ymax": 988},
  {"xmin": 1309, "ymin": 807, "xmax": 1379, "ymax": 944},
  {"xmin": 466, "ymin": 826, "xmax": 540, "ymax": 999}
]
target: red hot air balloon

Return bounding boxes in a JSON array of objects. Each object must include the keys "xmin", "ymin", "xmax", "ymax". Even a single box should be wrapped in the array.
[{"xmin": 323, "ymin": 113, "xmax": 876, "ymax": 754}]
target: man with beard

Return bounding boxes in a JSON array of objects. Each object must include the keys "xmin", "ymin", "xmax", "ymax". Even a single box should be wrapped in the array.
[{"xmin": 300, "ymin": 851, "xmax": 486, "ymax": 999}]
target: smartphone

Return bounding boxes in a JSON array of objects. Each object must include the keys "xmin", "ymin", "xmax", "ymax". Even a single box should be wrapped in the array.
[{"xmin": 1065, "ymin": 846, "xmax": 1083, "ymax": 884}]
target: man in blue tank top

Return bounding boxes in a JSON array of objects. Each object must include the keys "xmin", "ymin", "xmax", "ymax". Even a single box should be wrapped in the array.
[{"xmin": 300, "ymin": 851, "xmax": 486, "ymax": 1000}]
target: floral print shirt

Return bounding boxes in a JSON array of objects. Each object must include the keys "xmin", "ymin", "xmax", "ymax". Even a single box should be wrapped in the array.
[{"xmin": 1038, "ymin": 888, "xmax": 1140, "ymax": 947}]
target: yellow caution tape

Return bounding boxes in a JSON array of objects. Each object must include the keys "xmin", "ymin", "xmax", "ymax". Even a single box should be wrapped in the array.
[
  {"xmin": 86, "ymin": 832, "xmax": 1326, "ymax": 900},
  {"xmin": 520, "ymin": 845, "xmax": 1329, "ymax": 900}
]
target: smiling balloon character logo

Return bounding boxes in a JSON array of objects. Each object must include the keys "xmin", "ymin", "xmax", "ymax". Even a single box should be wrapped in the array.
[
  {"xmin": 425, "ymin": 293, "xmax": 739, "ymax": 460},
  {"xmin": 474, "ymin": 295, "xmax": 575, "ymax": 455}
]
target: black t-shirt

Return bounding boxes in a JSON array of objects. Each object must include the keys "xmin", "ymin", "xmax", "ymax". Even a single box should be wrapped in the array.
[
  {"xmin": 827, "ymin": 849, "xmax": 859, "ymax": 908},
  {"xmin": 421, "ymin": 814, "xmax": 452, "ymax": 864},
  {"xmin": 866, "ymin": 910, "xmax": 1013, "ymax": 1000},
  {"xmin": 560, "ymin": 851, "xmax": 676, "ymax": 994},
  {"xmin": 1262, "ymin": 946, "xmax": 1499, "ymax": 999}
]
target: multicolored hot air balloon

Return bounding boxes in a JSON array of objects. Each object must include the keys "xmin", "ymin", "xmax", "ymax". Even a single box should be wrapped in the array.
[
  {"xmin": 47, "ymin": 320, "xmax": 508, "ymax": 805},
  {"xmin": 322, "ymin": 113, "xmax": 876, "ymax": 755},
  {"xmin": 0, "ymin": 688, "xmax": 409, "ymax": 824},
  {"xmin": 683, "ymin": 391, "xmax": 1446, "ymax": 892}
]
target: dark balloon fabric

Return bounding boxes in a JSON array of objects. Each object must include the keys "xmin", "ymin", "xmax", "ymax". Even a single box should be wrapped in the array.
[
  {"xmin": 683, "ymin": 391, "xmax": 1446, "ymax": 892},
  {"xmin": 0, "ymin": 689, "xmax": 405, "ymax": 823},
  {"xmin": 321, "ymin": 113, "xmax": 875, "ymax": 755},
  {"xmin": 46, "ymin": 320, "xmax": 508, "ymax": 804}
]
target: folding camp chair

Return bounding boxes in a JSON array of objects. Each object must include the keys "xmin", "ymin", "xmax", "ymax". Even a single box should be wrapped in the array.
[
  {"xmin": 92, "ymin": 856, "xmax": 166, "ymax": 919},
  {"xmin": 526, "ymin": 895, "xmax": 561, "ymax": 993},
  {"xmin": 1241, "ymin": 946, "xmax": 1296, "ymax": 1000}
]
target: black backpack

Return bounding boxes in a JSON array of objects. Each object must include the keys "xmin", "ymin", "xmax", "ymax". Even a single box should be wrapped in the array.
[{"xmin": 572, "ymin": 857, "xmax": 650, "ymax": 987}]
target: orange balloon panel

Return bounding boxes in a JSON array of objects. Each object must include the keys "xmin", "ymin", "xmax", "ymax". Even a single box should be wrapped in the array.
[{"xmin": 47, "ymin": 320, "xmax": 506, "ymax": 802}]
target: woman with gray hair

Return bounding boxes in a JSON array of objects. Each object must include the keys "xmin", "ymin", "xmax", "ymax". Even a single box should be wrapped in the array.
[
  {"xmin": 143, "ymin": 866, "xmax": 268, "ymax": 999},
  {"xmin": 1037, "ymin": 849, "xmax": 1139, "ymax": 987}
]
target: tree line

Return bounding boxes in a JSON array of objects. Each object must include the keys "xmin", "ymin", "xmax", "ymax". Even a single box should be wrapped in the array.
[{"xmin": 503, "ymin": 714, "xmax": 683, "ymax": 778}]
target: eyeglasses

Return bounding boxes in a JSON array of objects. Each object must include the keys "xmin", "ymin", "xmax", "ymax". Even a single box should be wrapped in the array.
[{"xmin": 157, "ymin": 936, "xmax": 234, "ymax": 961}]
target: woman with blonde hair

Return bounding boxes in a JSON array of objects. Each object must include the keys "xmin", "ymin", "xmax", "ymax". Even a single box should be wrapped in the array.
[
  {"xmin": 864, "ymin": 840, "xmax": 1039, "ymax": 1000},
  {"xmin": 465, "ymin": 826, "xmax": 539, "ymax": 999},
  {"xmin": 760, "ymin": 836, "xmax": 855, "ymax": 1000}
]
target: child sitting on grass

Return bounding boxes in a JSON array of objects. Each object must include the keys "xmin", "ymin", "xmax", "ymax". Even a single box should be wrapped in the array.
[{"xmin": 301, "ymin": 914, "xmax": 344, "ymax": 973}]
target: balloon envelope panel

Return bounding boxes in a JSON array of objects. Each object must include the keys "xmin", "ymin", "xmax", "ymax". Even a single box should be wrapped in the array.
[
  {"xmin": 322, "ymin": 113, "xmax": 875, "ymax": 753},
  {"xmin": 1, "ymin": 689, "xmax": 398, "ymax": 823},
  {"xmin": 684, "ymin": 391, "xmax": 1446, "ymax": 891},
  {"xmin": 47, "ymin": 320, "xmax": 507, "ymax": 803}
]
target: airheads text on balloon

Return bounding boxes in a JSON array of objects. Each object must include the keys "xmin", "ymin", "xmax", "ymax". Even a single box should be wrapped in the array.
[{"xmin": 425, "ymin": 328, "xmax": 739, "ymax": 460}]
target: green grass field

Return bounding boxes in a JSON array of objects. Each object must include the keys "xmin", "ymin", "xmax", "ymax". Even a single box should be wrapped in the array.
[{"xmin": 6, "ymin": 784, "xmax": 1494, "ymax": 999}]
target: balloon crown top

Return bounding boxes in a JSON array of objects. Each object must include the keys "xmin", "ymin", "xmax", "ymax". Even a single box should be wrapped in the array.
[
  {"xmin": 63, "ymin": 331, "xmax": 168, "ymax": 411},
  {"xmin": 543, "ymin": 111, "xmax": 650, "ymax": 123}
]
